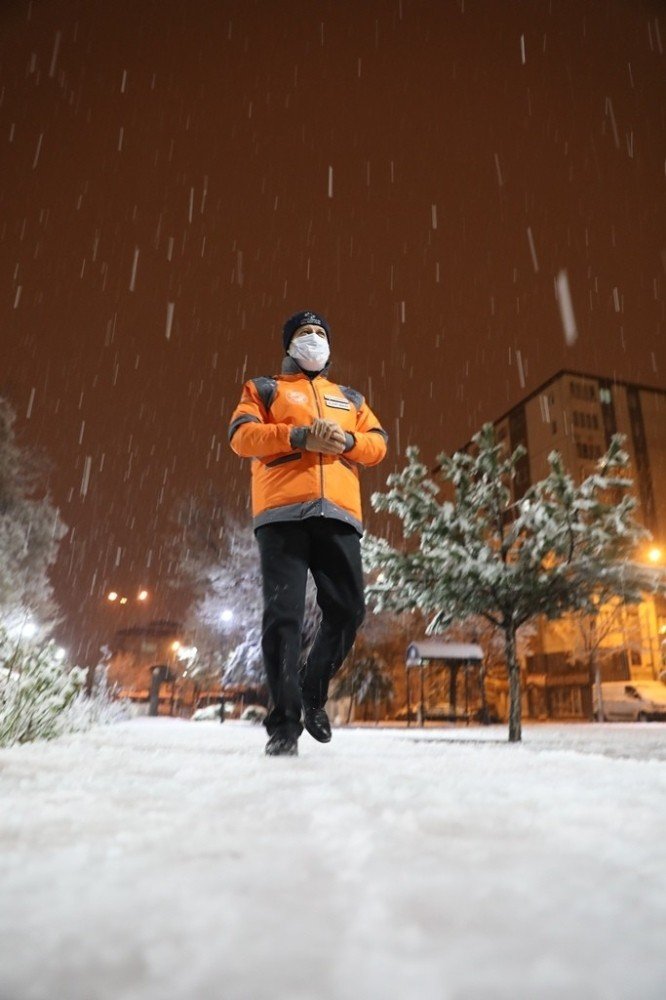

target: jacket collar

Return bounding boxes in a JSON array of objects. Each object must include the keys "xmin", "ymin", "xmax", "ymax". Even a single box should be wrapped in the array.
[{"xmin": 280, "ymin": 356, "xmax": 331, "ymax": 379}]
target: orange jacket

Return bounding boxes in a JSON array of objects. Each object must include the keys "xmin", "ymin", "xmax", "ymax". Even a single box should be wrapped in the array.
[{"xmin": 229, "ymin": 359, "xmax": 387, "ymax": 534}]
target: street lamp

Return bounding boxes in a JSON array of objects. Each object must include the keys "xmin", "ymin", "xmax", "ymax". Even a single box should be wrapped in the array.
[
  {"xmin": 107, "ymin": 588, "xmax": 149, "ymax": 605},
  {"xmin": 7, "ymin": 616, "xmax": 38, "ymax": 642},
  {"xmin": 176, "ymin": 644, "xmax": 197, "ymax": 661},
  {"xmin": 221, "ymin": 609, "xmax": 234, "ymax": 624}
]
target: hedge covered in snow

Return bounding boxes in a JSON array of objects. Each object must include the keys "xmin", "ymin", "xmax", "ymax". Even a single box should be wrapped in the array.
[{"xmin": 0, "ymin": 632, "xmax": 126, "ymax": 748}]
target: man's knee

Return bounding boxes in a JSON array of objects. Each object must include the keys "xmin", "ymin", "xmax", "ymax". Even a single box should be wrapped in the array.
[
  {"xmin": 339, "ymin": 596, "xmax": 365, "ymax": 634},
  {"xmin": 317, "ymin": 587, "xmax": 365, "ymax": 633},
  {"xmin": 353, "ymin": 599, "xmax": 366, "ymax": 631}
]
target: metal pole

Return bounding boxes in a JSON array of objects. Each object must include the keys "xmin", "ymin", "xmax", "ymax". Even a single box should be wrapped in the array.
[
  {"xmin": 464, "ymin": 666, "xmax": 470, "ymax": 726},
  {"xmin": 405, "ymin": 662, "xmax": 412, "ymax": 727},
  {"xmin": 148, "ymin": 666, "xmax": 162, "ymax": 717}
]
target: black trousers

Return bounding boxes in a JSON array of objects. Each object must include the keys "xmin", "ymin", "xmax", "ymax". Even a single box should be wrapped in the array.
[{"xmin": 255, "ymin": 518, "xmax": 366, "ymax": 738}]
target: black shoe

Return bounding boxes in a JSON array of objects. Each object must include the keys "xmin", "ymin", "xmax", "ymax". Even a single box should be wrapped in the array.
[
  {"xmin": 265, "ymin": 732, "xmax": 299, "ymax": 757},
  {"xmin": 303, "ymin": 707, "xmax": 332, "ymax": 743}
]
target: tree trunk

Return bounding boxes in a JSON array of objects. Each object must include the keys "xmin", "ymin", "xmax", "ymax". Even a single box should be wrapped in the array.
[
  {"xmin": 590, "ymin": 619, "xmax": 603, "ymax": 722},
  {"xmin": 505, "ymin": 623, "xmax": 522, "ymax": 742},
  {"xmin": 478, "ymin": 662, "xmax": 490, "ymax": 724},
  {"xmin": 346, "ymin": 693, "xmax": 354, "ymax": 724},
  {"xmin": 148, "ymin": 666, "xmax": 165, "ymax": 717}
]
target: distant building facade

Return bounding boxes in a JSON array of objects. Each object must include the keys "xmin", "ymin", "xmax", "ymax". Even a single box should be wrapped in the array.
[
  {"xmin": 104, "ymin": 619, "xmax": 187, "ymax": 712},
  {"xmin": 103, "ymin": 618, "xmax": 260, "ymax": 716},
  {"xmin": 490, "ymin": 370, "xmax": 665, "ymax": 719}
]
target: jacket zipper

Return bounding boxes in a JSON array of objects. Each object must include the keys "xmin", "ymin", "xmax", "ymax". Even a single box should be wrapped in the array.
[{"xmin": 309, "ymin": 378, "xmax": 325, "ymax": 511}]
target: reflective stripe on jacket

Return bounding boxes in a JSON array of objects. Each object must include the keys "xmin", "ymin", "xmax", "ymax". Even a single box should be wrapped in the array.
[{"xmin": 228, "ymin": 360, "xmax": 387, "ymax": 534}]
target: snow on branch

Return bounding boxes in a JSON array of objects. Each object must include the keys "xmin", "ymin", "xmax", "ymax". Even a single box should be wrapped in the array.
[{"xmin": 363, "ymin": 424, "xmax": 663, "ymax": 742}]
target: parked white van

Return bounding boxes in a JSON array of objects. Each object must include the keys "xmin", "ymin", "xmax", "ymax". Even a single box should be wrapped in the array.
[{"xmin": 594, "ymin": 681, "xmax": 666, "ymax": 721}]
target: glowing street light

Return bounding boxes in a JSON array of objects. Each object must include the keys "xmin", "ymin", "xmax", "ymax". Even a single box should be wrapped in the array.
[
  {"xmin": 647, "ymin": 546, "xmax": 662, "ymax": 564},
  {"xmin": 221, "ymin": 609, "xmax": 234, "ymax": 624},
  {"xmin": 7, "ymin": 617, "xmax": 39, "ymax": 641},
  {"xmin": 107, "ymin": 588, "xmax": 149, "ymax": 605},
  {"xmin": 176, "ymin": 644, "xmax": 198, "ymax": 663}
]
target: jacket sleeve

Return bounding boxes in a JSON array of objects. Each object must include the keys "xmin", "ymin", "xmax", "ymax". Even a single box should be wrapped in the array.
[
  {"xmin": 344, "ymin": 400, "xmax": 388, "ymax": 467},
  {"xmin": 228, "ymin": 381, "xmax": 297, "ymax": 459}
]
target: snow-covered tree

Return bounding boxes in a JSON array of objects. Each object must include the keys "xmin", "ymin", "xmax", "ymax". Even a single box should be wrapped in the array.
[
  {"xmin": 364, "ymin": 425, "xmax": 661, "ymax": 742},
  {"xmin": 222, "ymin": 588, "xmax": 322, "ymax": 690},
  {"xmin": 0, "ymin": 630, "xmax": 125, "ymax": 747},
  {"xmin": 438, "ymin": 616, "xmax": 537, "ymax": 677},
  {"xmin": 168, "ymin": 497, "xmax": 262, "ymax": 684},
  {"xmin": 169, "ymin": 495, "xmax": 321, "ymax": 691},
  {"xmin": 550, "ymin": 595, "xmax": 644, "ymax": 718},
  {"xmin": 327, "ymin": 608, "xmax": 414, "ymax": 722},
  {"xmin": 332, "ymin": 651, "xmax": 394, "ymax": 724},
  {"xmin": 223, "ymin": 624, "xmax": 264, "ymax": 687},
  {"xmin": 169, "ymin": 494, "xmax": 261, "ymax": 629},
  {"xmin": 0, "ymin": 397, "xmax": 67, "ymax": 632}
]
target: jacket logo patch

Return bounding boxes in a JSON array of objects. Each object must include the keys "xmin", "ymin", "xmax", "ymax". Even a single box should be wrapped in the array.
[
  {"xmin": 286, "ymin": 390, "xmax": 308, "ymax": 405},
  {"xmin": 324, "ymin": 395, "xmax": 351, "ymax": 411}
]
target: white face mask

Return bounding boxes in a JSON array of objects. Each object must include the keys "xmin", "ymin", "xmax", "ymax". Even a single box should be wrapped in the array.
[{"xmin": 288, "ymin": 332, "xmax": 330, "ymax": 371}]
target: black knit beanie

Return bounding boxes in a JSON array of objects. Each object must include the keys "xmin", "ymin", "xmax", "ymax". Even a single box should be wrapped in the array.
[{"xmin": 282, "ymin": 310, "xmax": 331, "ymax": 353}]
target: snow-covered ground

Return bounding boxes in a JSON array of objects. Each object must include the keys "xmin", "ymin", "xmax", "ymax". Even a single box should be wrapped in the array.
[{"xmin": 1, "ymin": 720, "xmax": 664, "ymax": 1000}]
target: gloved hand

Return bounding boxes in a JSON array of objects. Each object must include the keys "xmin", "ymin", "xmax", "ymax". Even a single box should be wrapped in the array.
[{"xmin": 306, "ymin": 418, "xmax": 346, "ymax": 454}]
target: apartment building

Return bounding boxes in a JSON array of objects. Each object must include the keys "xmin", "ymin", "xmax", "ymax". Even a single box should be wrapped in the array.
[{"xmin": 493, "ymin": 371, "xmax": 666, "ymax": 719}]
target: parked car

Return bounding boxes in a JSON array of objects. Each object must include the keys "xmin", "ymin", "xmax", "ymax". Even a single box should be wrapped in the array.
[
  {"xmin": 240, "ymin": 704, "xmax": 268, "ymax": 724},
  {"xmin": 594, "ymin": 681, "xmax": 666, "ymax": 721},
  {"xmin": 191, "ymin": 703, "xmax": 234, "ymax": 722}
]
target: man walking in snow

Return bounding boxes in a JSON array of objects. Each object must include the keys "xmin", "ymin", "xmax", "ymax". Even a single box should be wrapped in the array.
[{"xmin": 228, "ymin": 310, "xmax": 388, "ymax": 756}]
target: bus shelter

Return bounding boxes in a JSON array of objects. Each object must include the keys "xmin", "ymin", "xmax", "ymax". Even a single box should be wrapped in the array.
[{"xmin": 405, "ymin": 641, "xmax": 485, "ymax": 727}]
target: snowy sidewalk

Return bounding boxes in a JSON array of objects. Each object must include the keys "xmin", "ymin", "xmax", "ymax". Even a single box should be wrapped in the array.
[{"xmin": 1, "ymin": 720, "xmax": 665, "ymax": 1000}]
